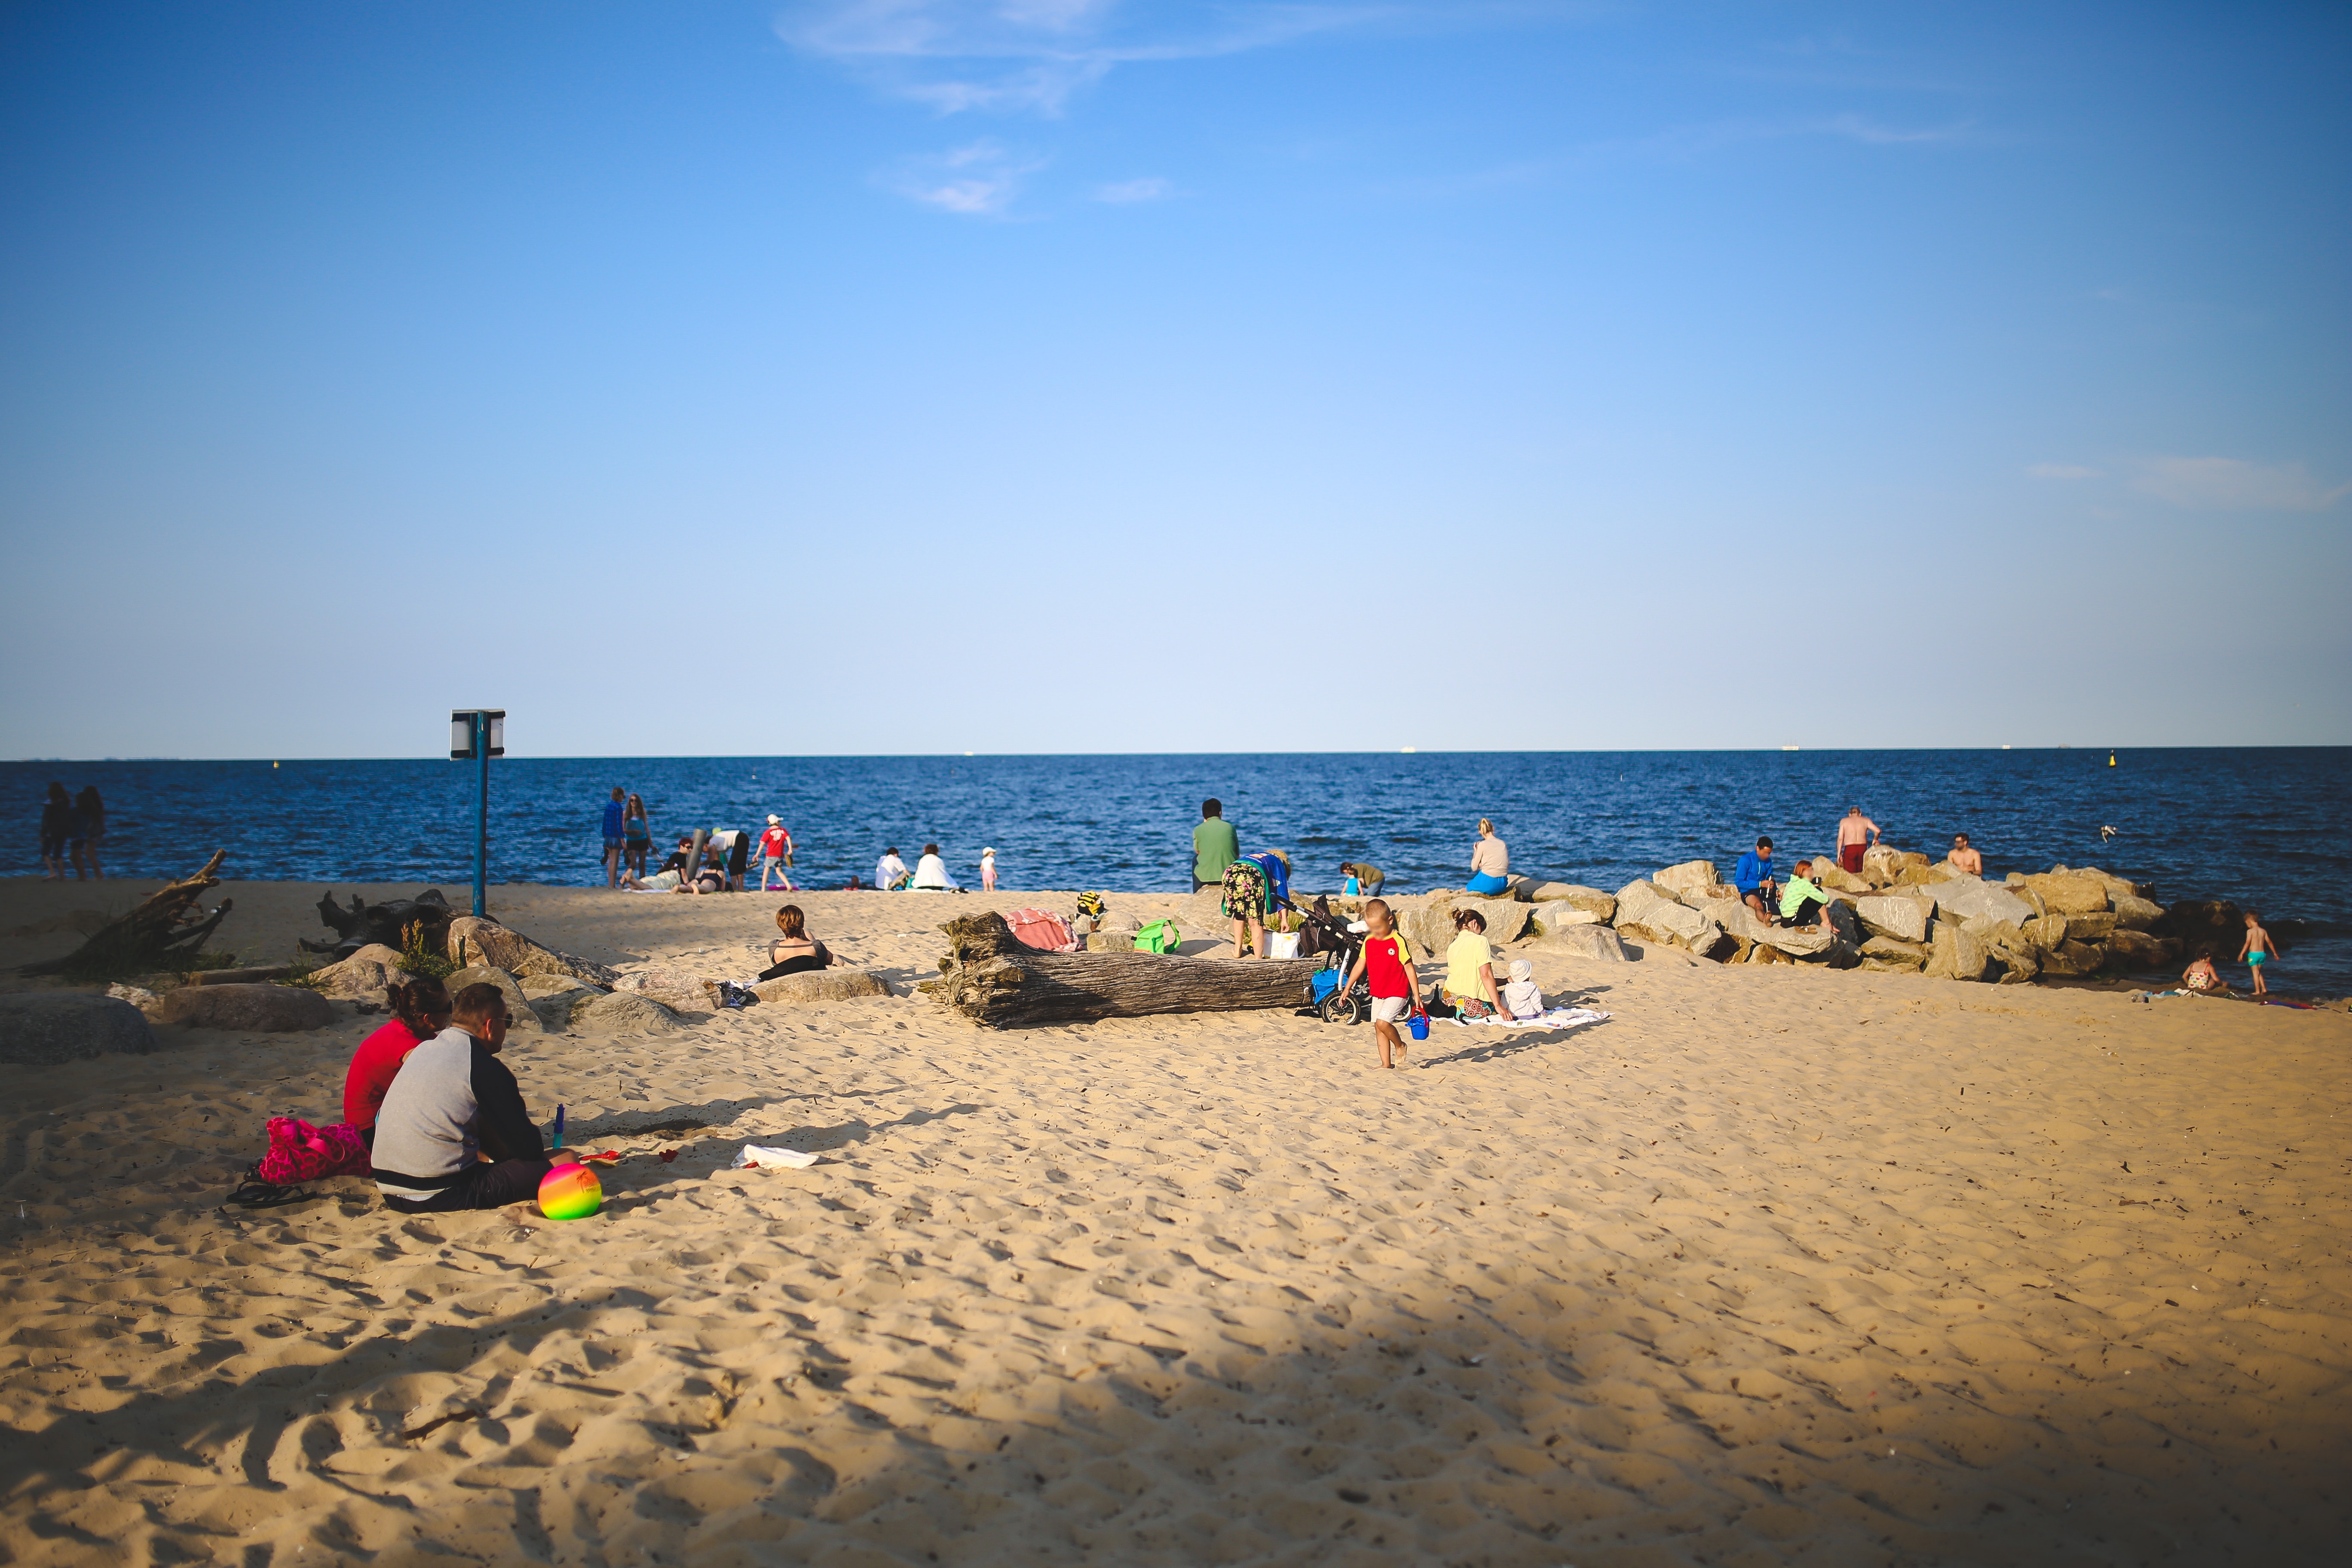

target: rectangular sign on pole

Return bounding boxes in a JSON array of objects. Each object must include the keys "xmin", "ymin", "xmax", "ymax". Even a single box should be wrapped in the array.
[{"xmin": 449, "ymin": 709, "xmax": 505, "ymax": 916}]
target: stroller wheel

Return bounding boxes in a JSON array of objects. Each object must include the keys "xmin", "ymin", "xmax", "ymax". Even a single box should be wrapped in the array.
[{"xmin": 1320, "ymin": 993, "xmax": 1363, "ymax": 1026}]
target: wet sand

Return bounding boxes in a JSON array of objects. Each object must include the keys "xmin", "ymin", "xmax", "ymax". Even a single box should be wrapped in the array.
[{"xmin": 1, "ymin": 878, "xmax": 2346, "ymax": 1565}]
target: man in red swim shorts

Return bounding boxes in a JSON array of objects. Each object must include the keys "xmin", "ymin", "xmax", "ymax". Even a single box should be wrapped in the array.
[{"xmin": 1835, "ymin": 806, "xmax": 1880, "ymax": 874}]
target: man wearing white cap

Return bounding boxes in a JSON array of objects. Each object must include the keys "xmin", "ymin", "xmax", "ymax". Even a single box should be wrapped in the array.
[{"xmin": 759, "ymin": 816, "xmax": 796, "ymax": 891}]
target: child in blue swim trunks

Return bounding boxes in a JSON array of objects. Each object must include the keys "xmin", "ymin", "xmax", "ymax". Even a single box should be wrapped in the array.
[{"xmin": 2238, "ymin": 910, "xmax": 2276, "ymax": 996}]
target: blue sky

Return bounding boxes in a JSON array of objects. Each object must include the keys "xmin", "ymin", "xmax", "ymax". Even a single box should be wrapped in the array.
[{"xmin": 2, "ymin": 2, "xmax": 2345, "ymax": 757}]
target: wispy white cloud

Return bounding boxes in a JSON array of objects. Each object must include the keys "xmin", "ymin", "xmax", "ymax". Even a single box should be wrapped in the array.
[
  {"xmin": 882, "ymin": 139, "xmax": 1042, "ymax": 214},
  {"xmin": 1093, "ymin": 175, "xmax": 1171, "ymax": 203},
  {"xmin": 2027, "ymin": 462, "xmax": 2101, "ymax": 481},
  {"xmin": 1817, "ymin": 112, "xmax": 1974, "ymax": 146},
  {"xmin": 2132, "ymin": 456, "xmax": 2349, "ymax": 513},
  {"xmin": 778, "ymin": 1, "xmax": 1385, "ymax": 116}
]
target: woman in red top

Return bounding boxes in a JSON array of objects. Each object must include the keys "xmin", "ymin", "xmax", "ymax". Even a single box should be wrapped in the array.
[{"xmin": 343, "ymin": 975, "xmax": 453, "ymax": 1145}]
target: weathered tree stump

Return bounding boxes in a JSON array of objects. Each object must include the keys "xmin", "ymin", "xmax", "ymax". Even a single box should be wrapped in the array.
[
  {"xmin": 922, "ymin": 912, "xmax": 1321, "ymax": 1028},
  {"xmin": 303, "ymin": 888, "xmax": 453, "ymax": 958},
  {"xmin": 22, "ymin": 850, "xmax": 233, "ymax": 978}
]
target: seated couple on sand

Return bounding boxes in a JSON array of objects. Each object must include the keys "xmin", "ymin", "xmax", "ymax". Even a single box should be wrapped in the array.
[
  {"xmin": 620, "ymin": 837, "xmax": 729, "ymax": 894},
  {"xmin": 354, "ymin": 980, "xmax": 552, "ymax": 1213}
]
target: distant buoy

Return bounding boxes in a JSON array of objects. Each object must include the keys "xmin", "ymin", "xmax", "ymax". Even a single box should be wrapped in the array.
[
  {"xmin": 2108, "ymin": 751, "xmax": 2116, "ymax": 767},
  {"xmin": 272, "ymin": 761, "xmax": 279, "ymax": 769}
]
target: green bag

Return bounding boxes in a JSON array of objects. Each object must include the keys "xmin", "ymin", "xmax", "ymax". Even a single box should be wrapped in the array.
[{"xmin": 1133, "ymin": 919, "xmax": 1182, "ymax": 955}]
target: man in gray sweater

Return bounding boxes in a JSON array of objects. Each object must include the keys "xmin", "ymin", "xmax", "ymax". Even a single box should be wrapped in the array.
[{"xmin": 371, "ymin": 982, "xmax": 550, "ymax": 1212}]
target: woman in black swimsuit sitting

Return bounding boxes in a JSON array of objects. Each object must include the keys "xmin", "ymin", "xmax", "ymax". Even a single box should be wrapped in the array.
[{"xmin": 758, "ymin": 905, "xmax": 837, "ymax": 980}]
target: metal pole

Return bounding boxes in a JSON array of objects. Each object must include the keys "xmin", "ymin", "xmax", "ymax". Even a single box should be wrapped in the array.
[{"xmin": 474, "ymin": 714, "xmax": 489, "ymax": 917}]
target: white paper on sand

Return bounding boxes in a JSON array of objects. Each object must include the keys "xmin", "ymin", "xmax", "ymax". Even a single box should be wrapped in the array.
[{"xmin": 731, "ymin": 1144, "xmax": 819, "ymax": 1170}]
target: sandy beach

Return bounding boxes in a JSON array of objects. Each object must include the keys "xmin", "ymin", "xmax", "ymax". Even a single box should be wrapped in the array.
[{"xmin": 1, "ymin": 876, "xmax": 2346, "ymax": 1566}]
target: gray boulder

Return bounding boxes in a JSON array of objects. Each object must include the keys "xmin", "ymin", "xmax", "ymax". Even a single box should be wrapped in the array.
[
  {"xmin": 527, "ymin": 983, "xmax": 600, "ymax": 1030},
  {"xmin": 610, "ymin": 966, "xmax": 717, "ymax": 1014},
  {"xmin": 162, "ymin": 983, "xmax": 335, "ymax": 1033},
  {"xmin": 1530, "ymin": 905, "xmax": 1602, "ymax": 934},
  {"xmin": 0, "ymin": 993, "xmax": 159, "ymax": 1064},
  {"xmin": 1853, "ymin": 894, "xmax": 1930, "ymax": 944},
  {"xmin": 1927, "ymin": 876, "xmax": 2036, "ymax": 928},
  {"xmin": 442, "ymin": 965, "xmax": 545, "ymax": 1032},
  {"xmin": 1530, "ymin": 924, "xmax": 1629, "ymax": 962},
  {"xmin": 569, "ymin": 992, "xmax": 682, "ymax": 1036},
  {"xmin": 1397, "ymin": 896, "xmax": 1532, "ymax": 957},
  {"xmin": 1653, "ymin": 861, "xmax": 1720, "ymax": 901},
  {"xmin": 1614, "ymin": 880, "xmax": 1728, "ymax": 955},
  {"xmin": 2111, "ymin": 894, "xmax": 2164, "ymax": 931},
  {"xmin": 752, "ymin": 967, "xmax": 893, "ymax": 1005},
  {"xmin": 1923, "ymin": 924, "xmax": 1992, "ymax": 982}
]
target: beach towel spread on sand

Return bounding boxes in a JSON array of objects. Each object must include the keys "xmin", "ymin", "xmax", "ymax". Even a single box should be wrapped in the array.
[{"xmin": 1445, "ymin": 1007, "xmax": 1610, "ymax": 1032}]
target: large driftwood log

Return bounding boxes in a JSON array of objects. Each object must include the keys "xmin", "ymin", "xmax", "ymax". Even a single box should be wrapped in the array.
[
  {"xmin": 22, "ymin": 850, "xmax": 233, "ymax": 977},
  {"xmin": 922, "ymin": 912, "xmax": 1321, "ymax": 1028},
  {"xmin": 303, "ymin": 888, "xmax": 453, "ymax": 957}
]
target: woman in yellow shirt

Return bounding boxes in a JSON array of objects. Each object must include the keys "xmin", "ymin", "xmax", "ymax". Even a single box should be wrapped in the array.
[{"xmin": 1442, "ymin": 907, "xmax": 1504, "ymax": 1018}]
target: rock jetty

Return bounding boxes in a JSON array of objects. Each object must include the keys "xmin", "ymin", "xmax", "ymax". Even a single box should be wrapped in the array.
[{"xmin": 1500, "ymin": 848, "xmax": 2211, "ymax": 985}]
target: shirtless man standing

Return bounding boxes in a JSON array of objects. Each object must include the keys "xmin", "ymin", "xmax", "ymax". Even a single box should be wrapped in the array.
[
  {"xmin": 1948, "ymin": 833, "xmax": 1984, "ymax": 876},
  {"xmin": 1835, "ymin": 806, "xmax": 1881, "ymax": 874}
]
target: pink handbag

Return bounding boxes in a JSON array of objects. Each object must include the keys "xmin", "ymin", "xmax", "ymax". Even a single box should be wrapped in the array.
[{"xmin": 256, "ymin": 1116, "xmax": 371, "ymax": 1183}]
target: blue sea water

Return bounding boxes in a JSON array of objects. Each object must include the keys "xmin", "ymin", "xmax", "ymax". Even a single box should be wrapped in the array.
[{"xmin": 6, "ymin": 750, "xmax": 2347, "ymax": 995}]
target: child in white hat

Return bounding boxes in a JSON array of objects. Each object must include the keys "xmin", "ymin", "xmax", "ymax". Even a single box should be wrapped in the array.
[
  {"xmin": 1501, "ymin": 957, "xmax": 1544, "ymax": 1021},
  {"xmin": 980, "ymin": 848, "xmax": 997, "ymax": 892}
]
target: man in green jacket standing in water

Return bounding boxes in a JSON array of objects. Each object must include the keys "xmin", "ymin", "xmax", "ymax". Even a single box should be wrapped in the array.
[{"xmin": 1192, "ymin": 799, "xmax": 1239, "ymax": 893}]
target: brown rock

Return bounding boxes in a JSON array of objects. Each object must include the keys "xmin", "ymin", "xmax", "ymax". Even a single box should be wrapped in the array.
[
  {"xmin": 445, "ymin": 916, "xmax": 620, "ymax": 986},
  {"xmin": 162, "ymin": 983, "xmax": 335, "ymax": 1033},
  {"xmin": 306, "ymin": 943, "xmax": 414, "ymax": 1000},
  {"xmin": 1653, "ymin": 861, "xmax": 1720, "ymax": 901},
  {"xmin": 2023, "ymin": 916, "xmax": 2069, "ymax": 953},
  {"xmin": 569, "ymin": 992, "xmax": 682, "ymax": 1036},
  {"xmin": 442, "ymin": 965, "xmax": 545, "ymax": 1032},
  {"xmin": 1923, "ymin": 924, "xmax": 1991, "ymax": 982},
  {"xmin": 751, "ymin": 968, "xmax": 893, "ymax": 1005},
  {"xmin": 2021, "ymin": 873, "xmax": 2110, "ymax": 916},
  {"xmin": 2153, "ymin": 898, "xmax": 2245, "ymax": 963},
  {"xmin": 1813, "ymin": 863, "xmax": 1871, "ymax": 894},
  {"xmin": 1860, "ymin": 935, "xmax": 1929, "ymax": 967},
  {"xmin": 2111, "ymin": 894, "xmax": 2164, "ymax": 931},
  {"xmin": 2105, "ymin": 928, "xmax": 2181, "ymax": 972},
  {"xmin": 1522, "ymin": 883, "xmax": 1618, "ymax": 922},
  {"xmin": 2040, "ymin": 940, "xmax": 2106, "ymax": 978},
  {"xmin": 2065, "ymin": 912, "xmax": 2117, "ymax": 943}
]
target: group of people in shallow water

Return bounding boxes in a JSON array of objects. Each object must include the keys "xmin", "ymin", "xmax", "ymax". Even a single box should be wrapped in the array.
[{"xmin": 338, "ymin": 903, "xmax": 848, "ymax": 1211}]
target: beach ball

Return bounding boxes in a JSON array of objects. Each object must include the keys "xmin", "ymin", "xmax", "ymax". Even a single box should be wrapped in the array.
[{"xmin": 537, "ymin": 1157, "xmax": 603, "ymax": 1221}]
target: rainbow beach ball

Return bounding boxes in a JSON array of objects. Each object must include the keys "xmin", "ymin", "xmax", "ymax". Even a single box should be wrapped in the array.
[{"xmin": 538, "ymin": 1158, "xmax": 603, "ymax": 1221}]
